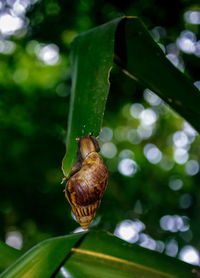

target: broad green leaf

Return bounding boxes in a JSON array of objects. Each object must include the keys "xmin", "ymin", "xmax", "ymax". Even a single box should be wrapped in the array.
[
  {"xmin": 0, "ymin": 241, "xmax": 22, "ymax": 272},
  {"xmin": 1, "ymin": 231, "xmax": 198, "ymax": 278},
  {"xmin": 62, "ymin": 16, "xmax": 199, "ymax": 177},
  {"xmin": 62, "ymin": 17, "xmax": 122, "ymax": 177},
  {"xmin": 114, "ymin": 17, "xmax": 200, "ymax": 132},
  {"xmin": 0, "ymin": 233, "xmax": 85, "ymax": 278},
  {"xmin": 56, "ymin": 231, "xmax": 197, "ymax": 278}
]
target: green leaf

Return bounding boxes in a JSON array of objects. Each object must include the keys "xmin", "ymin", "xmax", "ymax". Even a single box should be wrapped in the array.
[
  {"xmin": 0, "ymin": 241, "xmax": 22, "ymax": 272},
  {"xmin": 1, "ymin": 231, "xmax": 198, "ymax": 278},
  {"xmin": 0, "ymin": 233, "xmax": 85, "ymax": 278},
  {"xmin": 114, "ymin": 17, "xmax": 200, "ymax": 132},
  {"xmin": 56, "ymin": 231, "xmax": 197, "ymax": 278},
  {"xmin": 62, "ymin": 16, "xmax": 199, "ymax": 177},
  {"xmin": 62, "ymin": 17, "xmax": 122, "ymax": 177}
]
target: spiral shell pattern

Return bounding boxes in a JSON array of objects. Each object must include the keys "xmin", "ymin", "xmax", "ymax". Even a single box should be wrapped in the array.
[
  {"xmin": 65, "ymin": 151, "xmax": 108, "ymax": 230},
  {"xmin": 71, "ymin": 201, "xmax": 100, "ymax": 230}
]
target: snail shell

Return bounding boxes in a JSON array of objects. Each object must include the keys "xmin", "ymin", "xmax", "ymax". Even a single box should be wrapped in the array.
[{"xmin": 65, "ymin": 134, "xmax": 108, "ymax": 230}]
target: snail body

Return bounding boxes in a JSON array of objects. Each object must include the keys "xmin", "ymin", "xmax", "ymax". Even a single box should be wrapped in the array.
[{"xmin": 65, "ymin": 133, "xmax": 108, "ymax": 230}]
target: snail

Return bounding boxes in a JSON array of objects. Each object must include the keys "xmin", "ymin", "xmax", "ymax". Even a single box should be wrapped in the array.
[{"xmin": 64, "ymin": 133, "xmax": 108, "ymax": 230}]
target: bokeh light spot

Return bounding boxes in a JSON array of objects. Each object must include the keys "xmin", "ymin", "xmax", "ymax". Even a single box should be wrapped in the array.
[
  {"xmin": 118, "ymin": 158, "xmax": 138, "ymax": 176},
  {"xmin": 127, "ymin": 129, "xmax": 141, "ymax": 144},
  {"xmin": 143, "ymin": 89, "xmax": 162, "ymax": 106},
  {"xmin": 185, "ymin": 160, "xmax": 199, "ymax": 176},
  {"xmin": 119, "ymin": 149, "xmax": 134, "ymax": 159},
  {"xmin": 6, "ymin": 230, "xmax": 23, "ymax": 250},
  {"xmin": 137, "ymin": 125, "xmax": 153, "ymax": 140},
  {"xmin": 183, "ymin": 122, "xmax": 197, "ymax": 136},
  {"xmin": 139, "ymin": 233, "xmax": 156, "ymax": 251},
  {"xmin": 0, "ymin": 40, "xmax": 16, "ymax": 54},
  {"xmin": 174, "ymin": 148, "xmax": 188, "ymax": 164},
  {"xmin": 173, "ymin": 131, "xmax": 188, "ymax": 148},
  {"xmin": 144, "ymin": 143, "xmax": 162, "ymax": 164},
  {"xmin": 165, "ymin": 239, "xmax": 178, "ymax": 257},
  {"xmin": 166, "ymin": 54, "xmax": 179, "ymax": 67},
  {"xmin": 130, "ymin": 103, "xmax": 144, "ymax": 119},
  {"xmin": 13, "ymin": 0, "xmax": 27, "ymax": 16},
  {"xmin": 177, "ymin": 30, "xmax": 196, "ymax": 54},
  {"xmin": 160, "ymin": 156, "xmax": 174, "ymax": 171},
  {"xmin": 38, "ymin": 44, "xmax": 60, "ymax": 65},
  {"xmin": 179, "ymin": 246, "xmax": 200, "ymax": 265},
  {"xmin": 0, "ymin": 13, "xmax": 23, "ymax": 35},
  {"xmin": 184, "ymin": 11, "xmax": 200, "ymax": 25},
  {"xmin": 194, "ymin": 81, "xmax": 200, "ymax": 91},
  {"xmin": 60, "ymin": 267, "xmax": 73, "ymax": 278},
  {"xmin": 114, "ymin": 219, "xmax": 145, "ymax": 243},
  {"xmin": 160, "ymin": 215, "xmax": 189, "ymax": 232},
  {"xmin": 99, "ymin": 127, "xmax": 113, "ymax": 142},
  {"xmin": 180, "ymin": 194, "xmax": 193, "ymax": 209},
  {"xmin": 101, "ymin": 142, "xmax": 117, "ymax": 159},
  {"xmin": 169, "ymin": 177, "xmax": 183, "ymax": 191},
  {"xmin": 156, "ymin": 241, "xmax": 165, "ymax": 253},
  {"xmin": 140, "ymin": 108, "xmax": 157, "ymax": 126}
]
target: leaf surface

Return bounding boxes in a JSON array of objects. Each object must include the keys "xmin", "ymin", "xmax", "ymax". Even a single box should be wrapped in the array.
[
  {"xmin": 0, "ymin": 241, "xmax": 22, "ymax": 273},
  {"xmin": 62, "ymin": 16, "xmax": 199, "ymax": 177},
  {"xmin": 114, "ymin": 17, "xmax": 200, "ymax": 131},
  {"xmin": 56, "ymin": 231, "xmax": 197, "ymax": 278},
  {"xmin": 0, "ymin": 233, "xmax": 85, "ymax": 278},
  {"xmin": 62, "ymin": 18, "xmax": 122, "ymax": 177}
]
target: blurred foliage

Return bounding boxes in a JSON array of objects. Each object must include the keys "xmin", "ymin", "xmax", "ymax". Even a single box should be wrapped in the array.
[
  {"xmin": 0, "ymin": 0, "xmax": 200, "ymax": 266},
  {"xmin": 1, "ymin": 231, "xmax": 196, "ymax": 278}
]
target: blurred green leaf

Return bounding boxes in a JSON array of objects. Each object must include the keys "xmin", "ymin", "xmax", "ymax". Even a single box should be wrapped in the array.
[
  {"xmin": 56, "ymin": 231, "xmax": 196, "ymax": 278},
  {"xmin": 0, "ymin": 233, "xmax": 85, "ymax": 278},
  {"xmin": 0, "ymin": 241, "xmax": 22, "ymax": 273},
  {"xmin": 62, "ymin": 16, "xmax": 199, "ymax": 178},
  {"xmin": 1, "ymin": 231, "xmax": 197, "ymax": 278}
]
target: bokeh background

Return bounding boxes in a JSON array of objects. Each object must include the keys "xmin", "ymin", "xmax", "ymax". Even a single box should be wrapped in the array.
[{"xmin": 0, "ymin": 0, "xmax": 200, "ymax": 266}]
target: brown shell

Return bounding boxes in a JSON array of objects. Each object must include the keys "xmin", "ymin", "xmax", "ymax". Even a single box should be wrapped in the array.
[{"xmin": 65, "ymin": 152, "xmax": 108, "ymax": 230}]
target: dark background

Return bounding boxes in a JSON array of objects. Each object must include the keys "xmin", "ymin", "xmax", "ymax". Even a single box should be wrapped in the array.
[{"xmin": 0, "ymin": 0, "xmax": 200, "ymax": 264}]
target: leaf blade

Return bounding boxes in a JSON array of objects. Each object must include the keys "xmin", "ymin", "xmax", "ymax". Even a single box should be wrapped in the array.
[
  {"xmin": 62, "ymin": 18, "xmax": 122, "ymax": 177},
  {"xmin": 0, "ymin": 233, "xmax": 85, "ymax": 278},
  {"xmin": 115, "ymin": 17, "xmax": 200, "ymax": 131},
  {"xmin": 62, "ymin": 16, "xmax": 199, "ymax": 178},
  {"xmin": 0, "ymin": 241, "xmax": 22, "ymax": 273},
  {"xmin": 56, "ymin": 231, "xmax": 197, "ymax": 278}
]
